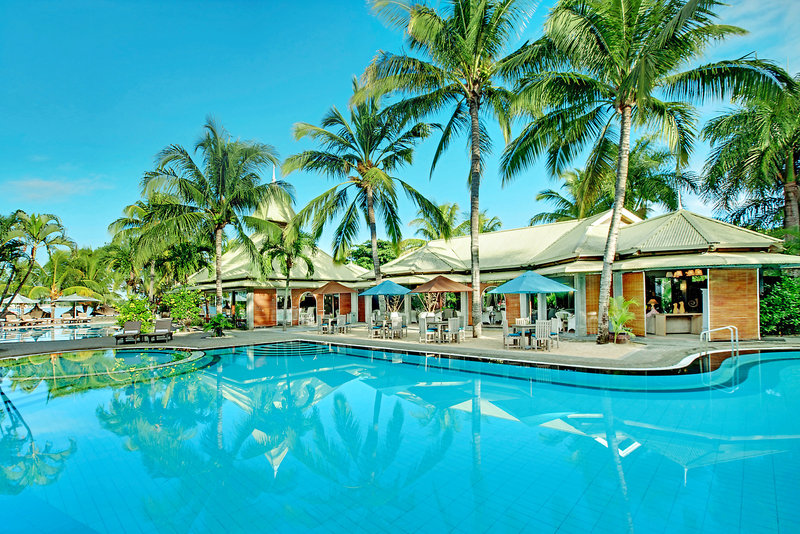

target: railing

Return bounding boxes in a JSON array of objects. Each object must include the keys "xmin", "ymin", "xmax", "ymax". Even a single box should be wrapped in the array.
[{"xmin": 700, "ymin": 325, "xmax": 739, "ymax": 356}]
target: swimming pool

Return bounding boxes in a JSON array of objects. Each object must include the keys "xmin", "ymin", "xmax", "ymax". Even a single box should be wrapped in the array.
[
  {"xmin": 0, "ymin": 342, "xmax": 797, "ymax": 533},
  {"xmin": 0, "ymin": 322, "xmax": 116, "ymax": 343}
]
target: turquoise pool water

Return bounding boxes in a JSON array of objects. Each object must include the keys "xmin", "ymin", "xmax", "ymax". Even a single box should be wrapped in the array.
[
  {"xmin": 0, "ymin": 342, "xmax": 797, "ymax": 533},
  {"xmin": 0, "ymin": 323, "xmax": 116, "ymax": 343}
]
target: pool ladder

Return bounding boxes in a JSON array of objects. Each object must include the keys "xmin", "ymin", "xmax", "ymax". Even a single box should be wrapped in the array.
[{"xmin": 698, "ymin": 326, "xmax": 740, "ymax": 383}]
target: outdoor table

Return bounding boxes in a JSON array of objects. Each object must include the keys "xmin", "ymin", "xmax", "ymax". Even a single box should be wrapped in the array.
[
  {"xmin": 427, "ymin": 320, "xmax": 450, "ymax": 343},
  {"xmin": 512, "ymin": 323, "xmax": 537, "ymax": 349}
]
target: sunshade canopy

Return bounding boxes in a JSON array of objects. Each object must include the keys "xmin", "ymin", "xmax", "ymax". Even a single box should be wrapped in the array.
[
  {"xmin": 359, "ymin": 280, "xmax": 410, "ymax": 297},
  {"xmin": 314, "ymin": 281, "xmax": 354, "ymax": 295},
  {"xmin": 54, "ymin": 294, "xmax": 101, "ymax": 303},
  {"xmin": 2, "ymin": 294, "xmax": 37, "ymax": 305},
  {"xmin": 411, "ymin": 275, "xmax": 474, "ymax": 294},
  {"xmin": 488, "ymin": 271, "xmax": 574, "ymax": 294}
]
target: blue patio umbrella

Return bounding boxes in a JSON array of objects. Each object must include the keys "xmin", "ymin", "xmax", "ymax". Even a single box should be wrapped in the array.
[
  {"xmin": 359, "ymin": 280, "xmax": 411, "ymax": 296},
  {"xmin": 488, "ymin": 271, "xmax": 574, "ymax": 295}
]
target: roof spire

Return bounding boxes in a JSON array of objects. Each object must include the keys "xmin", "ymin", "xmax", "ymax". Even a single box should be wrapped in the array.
[{"xmin": 272, "ymin": 164, "xmax": 277, "ymax": 184}]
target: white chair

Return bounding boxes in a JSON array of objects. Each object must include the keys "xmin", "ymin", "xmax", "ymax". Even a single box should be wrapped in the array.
[
  {"xmin": 390, "ymin": 317, "xmax": 404, "ymax": 339},
  {"xmin": 419, "ymin": 316, "xmax": 437, "ymax": 343},
  {"xmin": 445, "ymin": 317, "xmax": 464, "ymax": 343},
  {"xmin": 550, "ymin": 317, "xmax": 561, "ymax": 348},
  {"xmin": 515, "ymin": 317, "xmax": 530, "ymax": 326},
  {"xmin": 502, "ymin": 320, "xmax": 523, "ymax": 349},
  {"xmin": 535, "ymin": 320, "xmax": 551, "ymax": 350},
  {"xmin": 368, "ymin": 317, "xmax": 384, "ymax": 338},
  {"xmin": 336, "ymin": 315, "xmax": 348, "ymax": 334},
  {"xmin": 567, "ymin": 313, "xmax": 576, "ymax": 332}
]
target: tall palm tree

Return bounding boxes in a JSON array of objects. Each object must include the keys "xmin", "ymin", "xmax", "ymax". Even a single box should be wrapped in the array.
[
  {"xmin": 2, "ymin": 212, "xmax": 73, "ymax": 316},
  {"xmin": 501, "ymin": 0, "xmax": 788, "ymax": 342},
  {"xmin": 363, "ymin": 0, "xmax": 536, "ymax": 336},
  {"xmin": 155, "ymin": 241, "xmax": 213, "ymax": 287},
  {"xmin": 409, "ymin": 202, "xmax": 460, "ymax": 241},
  {"xmin": 530, "ymin": 169, "xmax": 611, "ymax": 224},
  {"xmin": 104, "ymin": 236, "xmax": 140, "ymax": 296},
  {"xmin": 143, "ymin": 118, "xmax": 292, "ymax": 305},
  {"xmin": 284, "ymin": 79, "xmax": 441, "ymax": 286},
  {"xmin": 702, "ymin": 72, "xmax": 800, "ymax": 234},
  {"xmin": 0, "ymin": 213, "xmax": 27, "ymax": 308},
  {"xmin": 261, "ymin": 227, "xmax": 317, "ymax": 331}
]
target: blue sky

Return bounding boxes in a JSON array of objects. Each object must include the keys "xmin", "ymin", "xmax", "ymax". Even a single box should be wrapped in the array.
[{"xmin": 1, "ymin": 0, "xmax": 798, "ymax": 253}]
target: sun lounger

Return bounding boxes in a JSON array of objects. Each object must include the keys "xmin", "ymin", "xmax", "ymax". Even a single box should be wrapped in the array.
[
  {"xmin": 114, "ymin": 321, "xmax": 142, "ymax": 345},
  {"xmin": 142, "ymin": 319, "xmax": 174, "ymax": 343}
]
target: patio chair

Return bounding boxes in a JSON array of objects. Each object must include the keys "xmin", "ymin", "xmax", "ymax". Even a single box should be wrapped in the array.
[
  {"xmin": 567, "ymin": 313, "xmax": 576, "ymax": 332},
  {"xmin": 336, "ymin": 315, "xmax": 348, "ymax": 334},
  {"xmin": 143, "ymin": 318, "xmax": 174, "ymax": 343},
  {"xmin": 502, "ymin": 320, "xmax": 523, "ymax": 349},
  {"xmin": 515, "ymin": 317, "xmax": 530, "ymax": 326},
  {"xmin": 368, "ymin": 317, "xmax": 384, "ymax": 338},
  {"xmin": 445, "ymin": 317, "xmax": 465, "ymax": 343},
  {"xmin": 114, "ymin": 321, "xmax": 142, "ymax": 345},
  {"xmin": 418, "ymin": 316, "xmax": 437, "ymax": 343},
  {"xmin": 535, "ymin": 320, "xmax": 551, "ymax": 351},
  {"xmin": 550, "ymin": 317, "xmax": 561, "ymax": 349}
]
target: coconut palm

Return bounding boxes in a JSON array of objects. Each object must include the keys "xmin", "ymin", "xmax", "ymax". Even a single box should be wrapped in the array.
[
  {"xmin": 28, "ymin": 250, "xmax": 101, "ymax": 319},
  {"xmin": 0, "ymin": 213, "xmax": 27, "ymax": 308},
  {"xmin": 455, "ymin": 210, "xmax": 502, "ymax": 235},
  {"xmin": 531, "ymin": 169, "xmax": 611, "ymax": 224},
  {"xmin": 155, "ymin": 241, "xmax": 214, "ymax": 287},
  {"xmin": 363, "ymin": 0, "xmax": 536, "ymax": 336},
  {"xmin": 2, "ymin": 212, "xmax": 74, "ymax": 316},
  {"xmin": 260, "ymin": 227, "xmax": 318, "ymax": 331},
  {"xmin": 284, "ymin": 79, "xmax": 441, "ymax": 286},
  {"xmin": 702, "ymin": 72, "xmax": 800, "ymax": 234},
  {"xmin": 410, "ymin": 202, "xmax": 461, "ymax": 241},
  {"xmin": 142, "ymin": 118, "xmax": 292, "ymax": 305},
  {"xmin": 501, "ymin": 0, "xmax": 789, "ymax": 342},
  {"xmin": 104, "ymin": 236, "xmax": 140, "ymax": 296}
]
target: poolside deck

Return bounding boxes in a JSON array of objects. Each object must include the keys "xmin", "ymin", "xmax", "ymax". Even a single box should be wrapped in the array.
[{"xmin": 1, "ymin": 321, "xmax": 796, "ymax": 371}]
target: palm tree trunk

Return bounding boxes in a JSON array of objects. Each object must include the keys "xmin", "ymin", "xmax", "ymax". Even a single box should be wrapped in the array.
[
  {"xmin": 784, "ymin": 151, "xmax": 799, "ymax": 237},
  {"xmin": 147, "ymin": 260, "xmax": 156, "ymax": 302},
  {"xmin": 468, "ymin": 97, "xmax": 482, "ymax": 338},
  {"xmin": 283, "ymin": 260, "xmax": 291, "ymax": 332},
  {"xmin": 598, "ymin": 105, "xmax": 632, "ymax": 344},
  {"xmin": 2, "ymin": 249, "xmax": 36, "ymax": 316},
  {"xmin": 214, "ymin": 226, "xmax": 224, "ymax": 311},
  {"xmin": 366, "ymin": 187, "xmax": 385, "ymax": 312}
]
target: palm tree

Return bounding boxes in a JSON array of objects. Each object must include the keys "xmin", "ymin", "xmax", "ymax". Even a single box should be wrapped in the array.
[
  {"xmin": 363, "ymin": 0, "xmax": 536, "ymax": 337},
  {"xmin": 284, "ymin": 79, "xmax": 441, "ymax": 286},
  {"xmin": 28, "ymin": 250, "xmax": 100, "ymax": 319},
  {"xmin": 530, "ymin": 169, "xmax": 611, "ymax": 224},
  {"xmin": 410, "ymin": 202, "xmax": 460, "ymax": 241},
  {"xmin": 104, "ymin": 236, "xmax": 140, "ymax": 296},
  {"xmin": 2, "ymin": 212, "xmax": 73, "ymax": 316},
  {"xmin": 143, "ymin": 117, "xmax": 292, "ymax": 305},
  {"xmin": 455, "ymin": 210, "xmax": 502, "ymax": 235},
  {"xmin": 501, "ymin": 0, "xmax": 789, "ymax": 342},
  {"xmin": 155, "ymin": 241, "xmax": 213, "ymax": 287},
  {"xmin": 260, "ymin": 227, "xmax": 318, "ymax": 331},
  {"xmin": 702, "ymin": 72, "xmax": 800, "ymax": 235},
  {"xmin": 0, "ymin": 213, "xmax": 27, "ymax": 308}
]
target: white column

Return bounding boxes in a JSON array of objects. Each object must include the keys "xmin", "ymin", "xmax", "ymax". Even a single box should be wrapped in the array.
[
  {"xmin": 351, "ymin": 292, "xmax": 358, "ymax": 321},
  {"xmin": 365, "ymin": 295, "xmax": 372, "ymax": 323},
  {"xmin": 613, "ymin": 272, "xmax": 623, "ymax": 298},
  {"xmin": 575, "ymin": 274, "xmax": 586, "ymax": 336},
  {"xmin": 404, "ymin": 294, "xmax": 411, "ymax": 323},
  {"xmin": 520, "ymin": 294, "xmax": 529, "ymax": 319},
  {"xmin": 537, "ymin": 293, "xmax": 547, "ymax": 321},
  {"xmin": 246, "ymin": 290, "xmax": 254, "ymax": 330},
  {"xmin": 460, "ymin": 291, "xmax": 469, "ymax": 328}
]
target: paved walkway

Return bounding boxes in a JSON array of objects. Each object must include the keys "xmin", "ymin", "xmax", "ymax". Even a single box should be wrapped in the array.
[{"xmin": 3, "ymin": 322, "xmax": 799, "ymax": 370}]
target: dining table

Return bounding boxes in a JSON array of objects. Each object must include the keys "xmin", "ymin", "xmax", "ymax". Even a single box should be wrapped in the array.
[
  {"xmin": 511, "ymin": 323, "xmax": 539, "ymax": 350},
  {"xmin": 426, "ymin": 320, "xmax": 451, "ymax": 343}
]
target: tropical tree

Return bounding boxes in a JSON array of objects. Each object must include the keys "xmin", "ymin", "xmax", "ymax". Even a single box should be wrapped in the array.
[
  {"xmin": 28, "ymin": 250, "xmax": 100, "ymax": 319},
  {"xmin": 530, "ymin": 169, "xmax": 611, "ymax": 224},
  {"xmin": 0, "ymin": 213, "xmax": 27, "ymax": 309},
  {"xmin": 284, "ymin": 79, "xmax": 441, "ymax": 286},
  {"xmin": 702, "ymin": 72, "xmax": 800, "ymax": 234},
  {"xmin": 454, "ymin": 210, "xmax": 502, "ymax": 235},
  {"xmin": 363, "ymin": 0, "xmax": 538, "ymax": 336},
  {"xmin": 501, "ymin": 0, "xmax": 788, "ymax": 342},
  {"xmin": 142, "ymin": 118, "xmax": 292, "ymax": 305},
  {"xmin": 410, "ymin": 202, "xmax": 461, "ymax": 241},
  {"xmin": 261, "ymin": 227, "xmax": 318, "ymax": 331},
  {"xmin": 155, "ymin": 241, "xmax": 213, "ymax": 287},
  {"xmin": 2, "ymin": 212, "xmax": 73, "ymax": 315},
  {"xmin": 104, "ymin": 236, "xmax": 140, "ymax": 296}
]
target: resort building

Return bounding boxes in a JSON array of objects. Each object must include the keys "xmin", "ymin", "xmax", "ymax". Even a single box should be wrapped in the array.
[{"xmin": 192, "ymin": 204, "xmax": 800, "ymax": 340}]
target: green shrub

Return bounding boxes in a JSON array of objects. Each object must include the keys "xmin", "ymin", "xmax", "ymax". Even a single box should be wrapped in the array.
[
  {"xmin": 116, "ymin": 297, "xmax": 154, "ymax": 333},
  {"xmin": 203, "ymin": 314, "xmax": 233, "ymax": 337},
  {"xmin": 161, "ymin": 289, "xmax": 203, "ymax": 330},
  {"xmin": 609, "ymin": 295, "xmax": 638, "ymax": 343},
  {"xmin": 760, "ymin": 275, "xmax": 800, "ymax": 335}
]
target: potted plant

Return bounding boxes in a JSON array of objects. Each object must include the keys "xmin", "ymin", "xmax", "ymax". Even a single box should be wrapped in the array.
[
  {"xmin": 204, "ymin": 313, "xmax": 233, "ymax": 338},
  {"xmin": 609, "ymin": 296, "xmax": 639, "ymax": 343}
]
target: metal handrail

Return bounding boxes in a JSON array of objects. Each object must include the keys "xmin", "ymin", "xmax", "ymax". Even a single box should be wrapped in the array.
[{"xmin": 700, "ymin": 325, "xmax": 739, "ymax": 357}]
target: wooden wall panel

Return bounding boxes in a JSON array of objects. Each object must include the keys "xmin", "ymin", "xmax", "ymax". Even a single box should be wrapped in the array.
[
  {"xmin": 585, "ymin": 274, "xmax": 601, "ymax": 335},
  {"xmin": 340, "ymin": 293, "xmax": 352, "ymax": 316},
  {"xmin": 622, "ymin": 272, "xmax": 646, "ymax": 337},
  {"xmin": 709, "ymin": 269, "xmax": 760, "ymax": 340},
  {"xmin": 358, "ymin": 296, "xmax": 366, "ymax": 322},
  {"xmin": 253, "ymin": 289, "xmax": 276, "ymax": 327},
  {"xmin": 505, "ymin": 294, "xmax": 522, "ymax": 326}
]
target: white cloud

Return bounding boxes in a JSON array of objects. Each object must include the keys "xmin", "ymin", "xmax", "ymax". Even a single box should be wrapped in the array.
[{"xmin": 6, "ymin": 176, "xmax": 114, "ymax": 202}]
